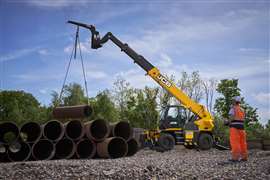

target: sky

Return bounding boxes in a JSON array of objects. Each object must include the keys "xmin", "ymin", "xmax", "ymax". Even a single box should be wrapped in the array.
[{"xmin": 0, "ymin": 0, "xmax": 269, "ymax": 124}]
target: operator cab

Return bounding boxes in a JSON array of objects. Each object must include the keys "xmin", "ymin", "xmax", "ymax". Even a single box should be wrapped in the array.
[{"xmin": 159, "ymin": 105, "xmax": 188, "ymax": 129}]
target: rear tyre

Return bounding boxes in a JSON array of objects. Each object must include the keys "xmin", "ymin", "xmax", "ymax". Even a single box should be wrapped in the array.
[
  {"xmin": 198, "ymin": 133, "xmax": 213, "ymax": 150},
  {"xmin": 157, "ymin": 133, "xmax": 175, "ymax": 151}
]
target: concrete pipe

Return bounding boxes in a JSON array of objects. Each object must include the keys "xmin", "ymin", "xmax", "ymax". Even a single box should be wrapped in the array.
[
  {"xmin": 0, "ymin": 143, "xmax": 8, "ymax": 162},
  {"xmin": 52, "ymin": 105, "xmax": 92, "ymax": 119},
  {"xmin": 55, "ymin": 138, "xmax": 76, "ymax": 159},
  {"xmin": 8, "ymin": 141, "xmax": 31, "ymax": 162},
  {"xmin": 20, "ymin": 122, "xmax": 42, "ymax": 143},
  {"xmin": 76, "ymin": 138, "xmax": 96, "ymax": 159},
  {"xmin": 111, "ymin": 121, "xmax": 133, "ymax": 141},
  {"xmin": 85, "ymin": 119, "xmax": 110, "ymax": 142},
  {"xmin": 0, "ymin": 122, "xmax": 19, "ymax": 144},
  {"xmin": 126, "ymin": 138, "xmax": 139, "ymax": 156},
  {"xmin": 32, "ymin": 139, "xmax": 55, "ymax": 160},
  {"xmin": 97, "ymin": 137, "xmax": 127, "ymax": 158},
  {"xmin": 65, "ymin": 120, "xmax": 84, "ymax": 141},
  {"xmin": 43, "ymin": 120, "xmax": 64, "ymax": 141}
]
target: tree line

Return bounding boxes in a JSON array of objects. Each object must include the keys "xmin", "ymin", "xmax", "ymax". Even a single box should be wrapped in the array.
[{"xmin": 1, "ymin": 71, "xmax": 269, "ymax": 143}]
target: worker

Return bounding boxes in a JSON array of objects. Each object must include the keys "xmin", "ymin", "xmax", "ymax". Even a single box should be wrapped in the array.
[{"xmin": 228, "ymin": 96, "xmax": 247, "ymax": 162}]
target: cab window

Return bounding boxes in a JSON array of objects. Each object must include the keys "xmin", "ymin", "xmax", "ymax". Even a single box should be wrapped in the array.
[{"xmin": 167, "ymin": 107, "xmax": 178, "ymax": 119}]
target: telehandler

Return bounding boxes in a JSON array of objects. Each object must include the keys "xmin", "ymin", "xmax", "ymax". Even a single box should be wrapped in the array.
[{"xmin": 67, "ymin": 20, "xmax": 215, "ymax": 151}]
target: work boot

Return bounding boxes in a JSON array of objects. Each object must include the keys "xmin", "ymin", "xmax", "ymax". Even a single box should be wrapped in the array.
[{"xmin": 228, "ymin": 159, "xmax": 240, "ymax": 163}]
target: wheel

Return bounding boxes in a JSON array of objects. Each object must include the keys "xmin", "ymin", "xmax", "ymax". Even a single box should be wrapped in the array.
[
  {"xmin": 157, "ymin": 133, "xmax": 175, "ymax": 151},
  {"xmin": 198, "ymin": 133, "xmax": 213, "ymax": 150}
]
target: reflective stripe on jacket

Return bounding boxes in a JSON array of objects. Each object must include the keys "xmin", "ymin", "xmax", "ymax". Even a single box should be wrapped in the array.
[{"xmin": 229, "ymin": 105, "xmax": 245, "ymax": 130}]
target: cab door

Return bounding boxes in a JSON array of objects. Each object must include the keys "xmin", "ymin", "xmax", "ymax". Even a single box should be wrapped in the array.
[{"xmin": 159, "ymin": 106, "xmax": 186, "ymax": 129}]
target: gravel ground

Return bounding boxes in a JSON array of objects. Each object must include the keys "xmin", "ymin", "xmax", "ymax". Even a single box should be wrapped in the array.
[{"xmin": 0, "ymin": 146, "xmax": 269, "ymax": 180}]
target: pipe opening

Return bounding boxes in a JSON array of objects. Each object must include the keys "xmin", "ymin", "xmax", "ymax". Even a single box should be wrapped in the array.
[
  {"xmin": 108, "ymin": 138, "xmax": 127, "ymax": 158},
  {"xmin": 89, "ymin": 119, "xmax": 109, "ymax": 141},
  {"xmin": 55, "ymin": 138, "xmax": 75, "ymax": 159},
  {"xmin": 127, "ymin": 138, "xmax": 138, "ymax": 156},
  {"xmin": 113, "ymin": 121, "xmax": 133, "ymax": 140},
  {"xmin": 8, "ymin": 142, "xmax": 31, "ymax": 162},
  {"xmin": 76, "ymin": 139, "xmax": 95, "ymax": 158},
  {"xmin": 32, "ymin": 139, "xmax": 54, "ymax": 160},
  {"xmin": 21, "ymin": 122, "xmax": 41, "ymax": 142},
  {"xmin": 0, "ymin": 122, "xmax": 19, "ymax": 144},
  {"xmin": 43, "ymin": 121, "xmax": 64, "ymax": 141},
  {"xmin": 66, "ymin": 120, "xmax": 83, "ymax": 140}
]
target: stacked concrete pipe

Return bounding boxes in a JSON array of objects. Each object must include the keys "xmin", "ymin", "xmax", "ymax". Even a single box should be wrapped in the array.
[{"xmin": 0, "ymin": 105, "xmax": 140, "ymax": 163}]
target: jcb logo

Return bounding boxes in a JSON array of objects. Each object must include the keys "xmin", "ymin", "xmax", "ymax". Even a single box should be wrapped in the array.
[{"xmin": 157, "ymin": 74, "xmax": 172, "ymax": 88}]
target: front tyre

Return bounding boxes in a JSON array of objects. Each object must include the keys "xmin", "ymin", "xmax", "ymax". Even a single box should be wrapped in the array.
[
  {"xmin": 198, "ymin": 133, "xmax": 213, "ymax": 150},
  {"xmin": 157, "ymin": 133, "xmax": 175, "ymax": 151}
]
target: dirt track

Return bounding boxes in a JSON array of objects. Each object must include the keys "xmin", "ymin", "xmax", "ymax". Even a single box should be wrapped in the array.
[{"xmin": 0, "ymin": 146, "xmax": 269, "ymax": 180}]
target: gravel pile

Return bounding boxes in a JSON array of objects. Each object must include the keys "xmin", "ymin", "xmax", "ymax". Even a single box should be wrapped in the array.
[{"xmin": 0, "ymin": 146, "xmax": 269, "ymax": 180}]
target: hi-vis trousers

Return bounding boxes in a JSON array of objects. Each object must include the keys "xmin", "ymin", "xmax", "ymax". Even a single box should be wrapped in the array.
[{"xmin": 230, "ymin": 127, "xmax": 248, "ymax": 160}]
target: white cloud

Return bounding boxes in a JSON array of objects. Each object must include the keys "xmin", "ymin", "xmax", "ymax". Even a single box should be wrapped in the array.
[
  {"xmin": 0, "ymin": 47, "xmax": 40, "ymax": 62},
  {"xmin": 38, "ymin": 49, "xmax": 49, "ymax": 55},
  {"xmin": 252, "ymin": 92, "xmax": 270, "ymax": 104},
  {"xmin": 26, "ymin": 0, "xmax": 87, "ymax": 8}
]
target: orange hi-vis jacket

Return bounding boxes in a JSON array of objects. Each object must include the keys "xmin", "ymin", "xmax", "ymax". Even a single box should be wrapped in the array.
[{"xmin": 229, "ymin": 105, "xmax": 245, "ymax": 130}]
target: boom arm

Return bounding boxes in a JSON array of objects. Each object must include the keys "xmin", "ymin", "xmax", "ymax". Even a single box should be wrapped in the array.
[{"xmin": 68, "ymin": 20, "xmax": 213, "ymax": 131}]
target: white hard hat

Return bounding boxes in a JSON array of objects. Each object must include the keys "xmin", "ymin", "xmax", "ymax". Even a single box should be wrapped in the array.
[{"xmin": 233, "ymin": 96, "xmax": 241, "ymax": 102}]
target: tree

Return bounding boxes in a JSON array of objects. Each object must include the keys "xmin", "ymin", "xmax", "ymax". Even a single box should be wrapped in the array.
[
  {"xmin": 214, "ymin": 79, "xmax": 259, "ymax": 125},
  {"xmin": 0, "ymin": 90, "xmax": 48, "ymax": 125},
  {"xmin": 202, "ymin": 78, "xmax": 217, "ymax": 113},
  {"xmin": 62, "ymin": 83, "xmax": 87, "ymax": 106},
  {"xmin": 90, "ymin": 90, "xmax": 119, "ymax": 122},
  {"xmin": 125, "ymin": 87, "xmax": 159, "ymax": 129},
  {"xmin": 113, "ymin": 76, "xmax": 133, "ymax": 120}
]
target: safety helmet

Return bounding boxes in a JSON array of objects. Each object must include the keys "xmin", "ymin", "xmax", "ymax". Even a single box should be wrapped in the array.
[{"xmin": 233, "ymin": 96, "xmax": 241, "ymax": 102}]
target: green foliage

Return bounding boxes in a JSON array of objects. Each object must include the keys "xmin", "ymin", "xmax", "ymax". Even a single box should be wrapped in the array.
[
  {"xmin": 214, "ymin": 79, "xmax": 241, "ymax": 118},
  {"xmin": 90, "ymin": 90, "xmax": 119, "ymax": 122},
  {"xmin": 0, "ymin": 90, "xmax": 48, "ymax": 125},
  {"xmin": 246, "ymin": 122, "xmax": 265, "ymax": 140},
  {"xmin": 212, "ymin": 116, "xmax": 230, "ymax": 145},
  {"xmin": 214, "ymin": 79, "xmax": 259, "ymax": 125},
  {"xmin": 124, "ymin": 87, "xmax": 159, "ymax": 129}
]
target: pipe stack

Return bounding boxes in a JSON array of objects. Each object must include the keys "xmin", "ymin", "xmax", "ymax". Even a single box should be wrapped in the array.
[{"xmin": 0, "ymin": 105, "xmax": 139, "ymax": 163}]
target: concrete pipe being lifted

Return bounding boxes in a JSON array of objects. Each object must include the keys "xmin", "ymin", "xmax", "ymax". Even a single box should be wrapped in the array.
[
  {"xmin": 126, "ymin": 138, "xmax": 139, "ymax": 156},
  {"xmin": 52, "ymin": 105, "xmax": 93, "ymax": 119},
  {"xmin": 76, "ymin": 138, "xmax": 96, "ymax": 159},
  {"xmin": 43, "ymin": 120, "xmax": 64, "ymax": 141},
  {"xmin": 8, "ymin": 141, "xmax": 31, "ymax": 162},
  {"xmin": 85, "ymin": 119, "xmax": 110, "ymax": 142},
  {"xmin": 32, "ymin": 139, "xmax": 55, "ymax": 160},
  {"xmin": 55, "ymin": 138, "xmax": 76, "ymax": 159},
  {"xmin": 111, "ymin": 121, "xmax": 133, "ymax": 141},
  {"xmin": 0, "ymin": 122, "xmax": 19, "ymax": 144},
  {"xmin": 65, "ymin": 120, "xmax": 84, "ymax": 141},
  {"xmin": 97, "ymin": 137, "xmax": 128, "ymax": 158},
  {"xmin": 20, "ymin": 122, "xmax": 42, "ymax": 143}
]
